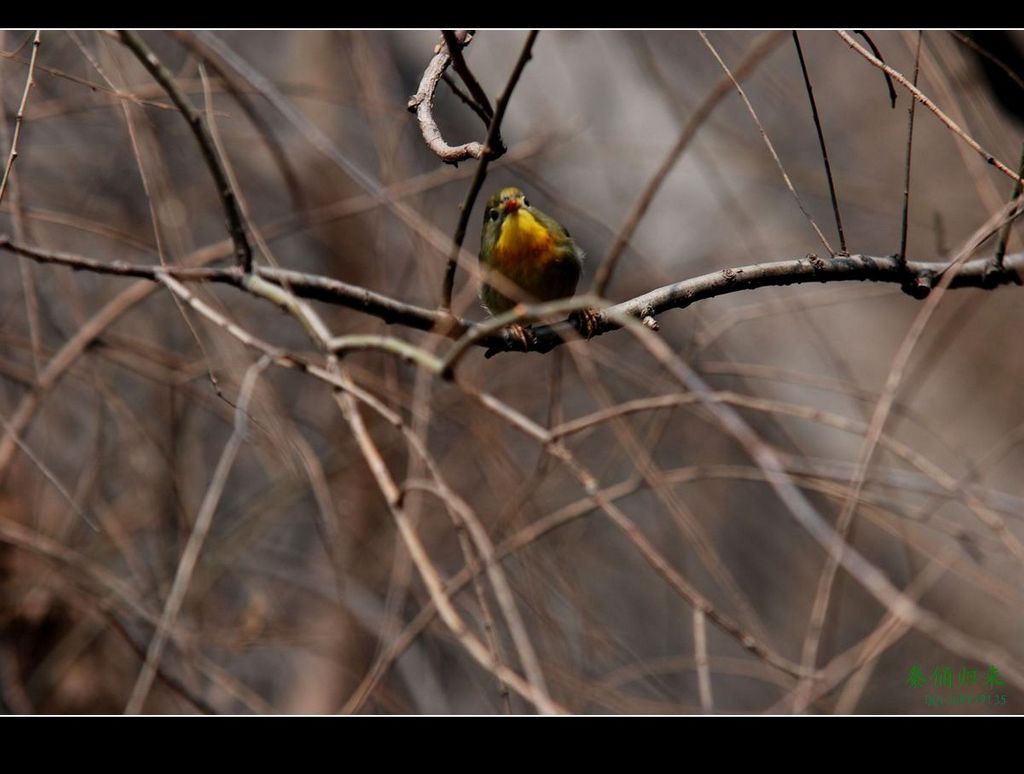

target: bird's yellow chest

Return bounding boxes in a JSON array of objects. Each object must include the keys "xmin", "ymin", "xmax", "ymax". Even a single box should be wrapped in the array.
[{"xmin": 491, "ymin": 210, "xmax": 557, "ymax": 278}]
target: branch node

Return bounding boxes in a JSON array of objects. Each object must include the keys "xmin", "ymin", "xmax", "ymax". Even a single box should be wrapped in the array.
[
  {"xmin": 806, "ymin": 253, "xmax": 827, "ymax": 272},
  {"xmin": 484, "ymin": 323, "xmax": 535, "ymax": 358},
  {"xmin": 981, "ymin": 259, "xmax": 1022, "ymax": 289},
  {"xmin": 900, "ymin": 269, "xmax": 935, "ymax": 299}
]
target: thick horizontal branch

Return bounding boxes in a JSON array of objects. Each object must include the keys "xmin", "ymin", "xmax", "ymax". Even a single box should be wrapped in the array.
[
  {"xmin": 0, "ymin": 234, "xmax": 472, "ymax": 332},
  {"xmin": 3, "ymin": 234, "xmax": 1021, "ymax": 358},
  {"xmin": 491, "ymin": 250, "xmax": 1024, "ymax": 356}
]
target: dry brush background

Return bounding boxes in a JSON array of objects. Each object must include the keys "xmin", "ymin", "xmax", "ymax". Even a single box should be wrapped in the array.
[{"xmin": 0, "ymin": 29, "xmax": 1023, "ymax": 714}]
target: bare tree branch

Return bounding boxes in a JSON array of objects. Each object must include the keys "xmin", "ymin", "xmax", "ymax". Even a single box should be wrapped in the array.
[
  {"xmin": 442, "ymin": 30, "xmax": 494, "ymax": 121},
  {"xmin": 700, "ymin": 31, "xmax": 835, "ymax": 256},
  {"xmin": 125, "ymin": 356, "xmax": 270, "ymax": 714},
  {"xmin": 408, "ymin": 32, "xmax": 483, "ymax": 161},
  {"xmin": 837, "ymin": 30, "xmax": 1024, "ymax": 186},
  {"xmin": 6, "ymin": 235, "xmax": 1023, "ymax": 362},
  {"xmin": 592, "ymin": 31, "xmax": 786, "ymax": 296},
  {"xmin": 793, "ymin": 31, "xmax": 847, "ymax": 254},
  {"xmin": 117, "ymin": 30, "xmax": 254, "ymax": 272},
  {"xmin": 0, "ymin": 31, "xmax": 40, "ymax": 206}
]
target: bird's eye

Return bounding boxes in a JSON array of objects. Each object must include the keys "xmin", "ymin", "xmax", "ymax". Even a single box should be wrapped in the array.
[
  {"xmin": 488, "ymin": 210, "xmax": 499, "ymax": 222},
  {"xmin": 523, "ymin": 198, "xmax": 530, "ymax": 207}
]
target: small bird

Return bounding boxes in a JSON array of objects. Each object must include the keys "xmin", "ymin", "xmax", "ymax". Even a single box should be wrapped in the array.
[{"xmin": 479, "ymin": 186, "xmax": 595, "ymax": 346}]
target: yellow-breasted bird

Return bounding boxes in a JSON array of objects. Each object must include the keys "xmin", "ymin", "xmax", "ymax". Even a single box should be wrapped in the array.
[{"xmin": 479, "ymin": 187, "xmax": 596, "ymax": 346}]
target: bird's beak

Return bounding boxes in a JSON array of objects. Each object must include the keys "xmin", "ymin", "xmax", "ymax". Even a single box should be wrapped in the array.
[{"xmin": 504, "ymin": 198, "xmax": 520, "ymax": 214}]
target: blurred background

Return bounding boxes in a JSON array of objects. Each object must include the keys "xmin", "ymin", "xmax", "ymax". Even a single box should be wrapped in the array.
[{"xmin": 0, "ymin": 29, "xmax": 1022, "ymax": 714}]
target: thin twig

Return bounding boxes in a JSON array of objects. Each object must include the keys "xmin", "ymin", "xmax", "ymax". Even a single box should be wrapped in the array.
[
  {"xmin": 0, "ymin": 519, "xmax": 256, "ymax": 714},
  {"xmin": 125, "ymin": 355, "xmax": 269, "ymax": 713},
  {"xmin": 332, "ymin": 382, "xmax": 564, "ymax": 714},
  {"xmin": 600, "ymin": 306, "xmax": 1024, "ymax": 691},
  {"xmin": 442, "ymin": 30, "xmax": 494, "ymax": 120},
  {"xmin": 0, "ymin": 284, "xmax": 159, "ymax": 483},
  {"xmin": 329, "ymin": 334, "xmax": 444, "ymax": 372},
  {"xmin": 442, "ymin": 72, "xmax": 491, "ymax": 125},
  {"xmin": 898, "ymin": 32, "xmax": 923, "ymax": 267},
  {"xmin": 700, "ymin": 31, "xmax": 834, "ymax": 256},
  {"xmin": 564, "ymin": 340, "xmax": 773, "ymax": 645},
  {"xmin": 949, "ymin": 31, "xmax": 1024, "ymax": 96},
  {"xmin": 343, "ymin": 450, "xmax": 1024, "ymax": 712},
  {"xmin": 168, "ymin": 252, "xmax": 808, "ymax": 693},
  {"xmin": 0, "ymin": 411, "xmax": 98, "ymax": 530},
  {"xmin": 440, "ymin": 30, "xmax": 538, "ymax": 311},
  {"xmin": 462, "ymin": 384, "xmax": 811, "ymax": 680},
  {"xmin": 106, "ymin": 44, "xmax": 230, "ymax": 403},
  {"xmin": 550, "ymin": 388, "xmax": 1013, "ymax": 542},
  {"xmin": 0, "ymin": 30, "xmax": 42, "ymax": 379},
  {"xmin": 854, "ymin": 31, "xmax": 898, "ymax": 107},
  {"xmin": 0, "ymin": 229, "xmax": 244, "ymax": 490},
  {"xmin": 456, "ymin": 365, "xmax": 1023, "ymax": 698},
  {"xmin": 0, "ymin": 31, "xmax": 40, "ymax": 206},
  {"xmin": 186, "ymin": 30, "xmax": 486, "ymax": 283},
  {"xmin": 171, "ymin": 31, "xmax": 309, "ymax": 214},
  {"xmin": 773, "ymin": 553, "xmax": 953, "ymax": 713},
  {"xmin": 117, "ymin": 30, "xmax": 253, "ymax": 272},
  {"xmin": 262, "ymin": 269, "xmax": 560, "ymax": 713},
  {"xmin": 401, "ymin": 478, "xmax": 512, "ymax": 712},
  {"xmin": 915, "ymin": 32, "xmax": 1007, "ymax": 218},
  {"xmin": 592, "ymin": 31, "xmax": 786, "ymax": 295},
  {"xmin": 793, "ymin": 32, "xmax": 847, "ymax": 254},
  {"xmin": 994, "ymin": 142, "xmax": 1024, "ymax": 270},
  {"xmin": 694, "ymin": 609, "xmax": 713, "ymax": 713},
  {"xmin": 837, "ymin": 30, "xmax": 1024, "ymax": 186},
  {"xmin": 397, "ymin": 443, "xmax": 554, "ymax": 712},
  {"xmin": 793, "ymin": 196, "xmax": 1024, "ymax": 711},
  {"xmin": 163, "ymin": 242, "xmax": 562, "ymax": 712}
]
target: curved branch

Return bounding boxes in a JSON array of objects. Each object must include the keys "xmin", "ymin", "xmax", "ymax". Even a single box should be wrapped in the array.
[{"xmin": 408, "ymin": 30, "xmax": 493, "ymax": 165}]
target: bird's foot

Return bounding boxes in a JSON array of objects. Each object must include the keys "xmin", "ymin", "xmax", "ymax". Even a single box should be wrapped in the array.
[
  {"xmin": 506, "ymin": 322, "xmax": 535, "ymax": 352},
  {"xmin": 569, "ymin": 308, "xmax": 602, "ymax": 339}
]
